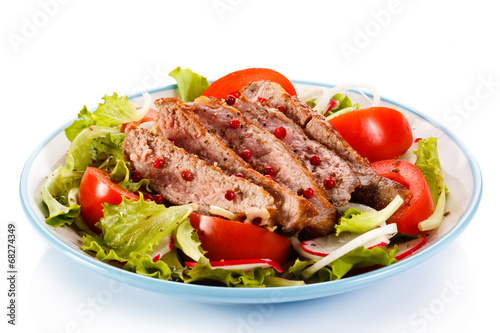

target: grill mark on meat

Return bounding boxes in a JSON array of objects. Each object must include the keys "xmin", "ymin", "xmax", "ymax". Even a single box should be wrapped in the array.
[
  {"xmin": 189, "ymin": 96, "xmax": 338, "ymax": 237},
  {"xmin": 122, "ymin": 123, "xmax": 276, "ymax": 220},
  {"xmin": 153, "ymin": 97, "xmax": 317, "ymax": 234},
  {"xmin": 240, "ymin": 81, "xmax": 410, "ymax": 210},
  {"xmin": 232, "ymin": 96, "xmax": 360, "ymax": 207}
]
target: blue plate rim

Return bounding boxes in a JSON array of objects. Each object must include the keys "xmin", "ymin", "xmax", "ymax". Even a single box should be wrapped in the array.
[{"xmin": 19, "ymin": 80, "xmax": 483, "ymax": 304}]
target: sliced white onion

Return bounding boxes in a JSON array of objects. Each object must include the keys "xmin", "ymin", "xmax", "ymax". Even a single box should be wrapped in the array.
[
  {"xmin": 244, "ymin": 207, "xmax": 271, "ymax": 224},
  {"xmin": 418, "ymin": 190, "xmax": 447, "ymax": 231},
  {"xmin": 136, "ymin": 92, "xmax": 152, "ymax": 119},
  {"xmin": 336, "ymin": 202, "xmax": 376, "ymax": 214},
  {"xmin": 209, "ymin": 205, "xmax": 238, "ymax": 220},
  {"xmin": 301, "ymin": 223, "xmax": 398, "ymax": 279},
  {"xmin": 298, "ymin": 88, "xmax": 325, "ymax": 102},
  {"xmin": 313, "ymin": 82, "xmax": 381, "ymax": 114},
  {"xmin": 139, "ymin": 120, "xmax": 155, "ymax": 130},
  {"xmin": 68, "ymin": 187, "xmax": 79, "ymax": 205}
]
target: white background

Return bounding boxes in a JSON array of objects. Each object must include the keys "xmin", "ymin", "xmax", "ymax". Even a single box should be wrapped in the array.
[{"xmin": 1, "ymin": 0, "xmax": 497, "ymax": 332}]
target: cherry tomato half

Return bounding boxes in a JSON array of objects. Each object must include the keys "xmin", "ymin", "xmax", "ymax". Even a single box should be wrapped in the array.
[
  {"xmin": 201, "ymin": 68, "xmax": 297, "ymax": 100},
  {"xmin": 189, "ymin": 214, "xmax": 291, "ymax": 266},
  {"xmin": 328, "ymin": 107, "xmax": 413, "ymax": 162},
  {"xmin": 79, "ymin": 167, "xmax": 139, "ymax": 232},
  {"xmin": 370, "ymin": 160, "xmax": 434, "ymax": 235}
]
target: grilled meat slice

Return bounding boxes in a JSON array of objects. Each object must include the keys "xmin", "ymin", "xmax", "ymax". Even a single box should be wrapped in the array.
[
  {"xmin": 189, "ymin": 96, "xmax": 338, "ymax": 237},
  {"xmin": 232, "ymin": 96, "xmax": 360, "ymax": 207},
  {"xmin": 240, "ymin": 80, "xmax": 410, "ymax": 210},
  {"xmin": 122, "ymin": 123, "xmax": 277, "ymax": 221},
  {"xmin": 153, "ymin": 97, "xmax": 317, "ymax": 234}
]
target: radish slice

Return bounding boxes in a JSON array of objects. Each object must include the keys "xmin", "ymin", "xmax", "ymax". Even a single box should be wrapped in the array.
[
  {"xmin": 300, "ymin": 224, "xmax": 391, "ymax": 258},
  {"xmin": 185, "ymin": 258, "xmax": 284, "ymax": 273},
  {"xmin": 150, "ymin": 236, "xmax": 174, "ymax": 262},
  {"xmin": 292, "ymin": 236, "xmax": 323, "ymax": 260},
  {"xmin": 301, "ymin": 223, "xmax": 398, "ymax": 279},
  {"xmin": 301, "ymin": 233, "xmax": 359, "ymax": 258},
  {"xmin": 392, "ymin": 236, "xmax": 427, "ymax": 261}
]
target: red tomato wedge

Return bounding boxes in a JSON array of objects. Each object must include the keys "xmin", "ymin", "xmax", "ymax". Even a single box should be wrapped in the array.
[
  {"xmin": 201, "ymin": 68, "xmax": 297, "ymax": 100},
  {"xmin": 79, "ymin": 167, "xmax": 140, "ymax": 232},
  {"xmin": 189, "ymin": 214, "xmax": 291, "ymax": 266},
  {"xmin": 120, "ymin": 108, "xmax": 158, "ymax": 132},
  {"xmin": 328, "ymin": 107, "xmax": 413, "ymax": 162},
  {"xmin": 370, "ymin": 160, "xmax": 434, "ymax": 235},
  {"xmin": 140, "ymin": 108, "xmax": 158, "ymax": 123}
]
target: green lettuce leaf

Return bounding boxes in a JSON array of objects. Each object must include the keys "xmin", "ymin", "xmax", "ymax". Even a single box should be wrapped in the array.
[
  {"xmin": 65, "ymin": 126, "xmax": 121, "ymax": 171},
  {"xmin": 158, "ymin": 249, "xmax": 185, "ymax": 280},
  {"xmin": 109, "ymin": 159, "xmax": 150, "ymax": 193},
  {"xmin": 324, "ymin": 93, "xmax": 361, "ymax": 119},
  {"xmin": 335, "ymin": 195, "xmax": 404, "ymax": 235},
  {"xmin": 169, "ymin": 67, "xmax": 209, "ymax": 102},
  {"xmin": 41, "ymin": 166, "xmax": 83, "ymax": 227},
  {"xmin": 89, "ymin": 131, "xmax": 125, "ymax": 172},
  {"xmin": 65, "ymin": 93, "xmax": 147, "ymax": 141},
  {"xmin": 81, "ymin": 235, "xmax": 128, "ymax": 262},
  {"xmin": 413, "ymin": 137, "xmax": 445, "ymax": 206},
  {"xmin": 64, "ymin": 106, "xmax": 94, "ymax": 142},
  {"xmin": 413, "ymin": 137, "xmax": 448, "ymax": 231},
  {"xmin": 263, "ymin": 276, "xmax": 306, "ymax": 287},
  {"xmin": 125, "ymin": 254, "xmax": 173, "ymax": 280},
  {"xmin": 317, "ymin": 246, "xmax": 398, "ymax": 281},
  {"xmin": 306, "ymin": 92, "xmax": 361, "ymax": 120},
  {"xmin": 98, "ymin": 197, "xmax": 197, "ymax": 258},
  {"xmin": 92, "ymin": 93, "xmax": 143, "ymax": 126},
  {"xmin": 82, "ymin": 235, "xmax": 174, "ymax": 280},
  {"xmin": 172, "ymin": 219, "xmax": 206, "ymax": 262}
]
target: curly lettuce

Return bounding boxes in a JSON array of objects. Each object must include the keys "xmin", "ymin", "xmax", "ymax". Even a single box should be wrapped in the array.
[{"xmin": 65, "ymin": 93, "xmax": 150, "ymax": 141}]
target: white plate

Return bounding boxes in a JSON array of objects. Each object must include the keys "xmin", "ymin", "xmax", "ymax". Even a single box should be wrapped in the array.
[{"xmin": 20, "ymin": 81, "xmax": 482, "ymax": 304}]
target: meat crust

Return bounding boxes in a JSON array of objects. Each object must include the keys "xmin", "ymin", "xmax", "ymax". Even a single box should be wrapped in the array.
[
  {"xmin": 153, "ymin": 97, "xmax": 318, "ymax": 233},
  {"xmin": 240, "ymin": 80, "xmax": 410, "ymax": 210},
  {"xmin": 232, "ymin": 95, "xmax": 360, "ymax": 207},
  {"xmin": 122, "ymin": 123, "xmax": 276, "ymax": 220},
  {"xmin": 190, "ymin": 96, "xmax": 338, "ymax": 237}
]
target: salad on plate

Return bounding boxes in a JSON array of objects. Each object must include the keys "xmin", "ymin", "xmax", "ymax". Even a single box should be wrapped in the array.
[{"xmin": 40, "ymin": 67, "xmax": 448, "ymax": 287}]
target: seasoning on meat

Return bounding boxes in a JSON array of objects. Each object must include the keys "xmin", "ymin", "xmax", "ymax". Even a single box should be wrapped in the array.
[
  {"xmin": 232, "ymin": 95, "xmax": 360, "ymax": 207},
  {"xmin": 240, "ymin": 80, "xmax": 410, "ymax": 210},
  {"xmin": 153, "ymin": 97, "xmax": 318, "ymax": 234},
  {"xmin": 189, "ymin": 96, "xmax": 338, "ymax": 237},
  {"xmin": 122, "ymin": 123, "xmax": 277, "ymax": 223}
]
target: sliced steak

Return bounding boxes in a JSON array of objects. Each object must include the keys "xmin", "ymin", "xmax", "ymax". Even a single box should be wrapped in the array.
[
  {"xmin": 153, "ymin": 97, "xmax": 318, "ymax": 234},
  {"xmin": 232, "ymin": 96, "xmax": 360, "ymax": 207},
  {"xmin": 189, "ymin": 96, "xmax": 338, "ymax": 237},
  {"xmin": 122, "ymin": 123, "xmax": 277, "ymax": 221},
  {"xmin": 240, "ymin": 80, "xmax": 410, "ymax": 210}
]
